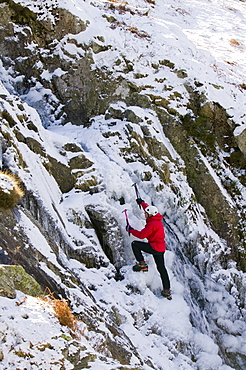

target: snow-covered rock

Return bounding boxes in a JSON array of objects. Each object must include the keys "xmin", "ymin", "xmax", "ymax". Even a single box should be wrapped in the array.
[{"xmin": 0, "ymin": 0, "xmax": 245, "ymax": 369}]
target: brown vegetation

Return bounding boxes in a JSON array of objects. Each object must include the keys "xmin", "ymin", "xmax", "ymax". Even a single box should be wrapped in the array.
[
  {"xmin": 52, "ymin": 298, "xmax": 78, "ymax": 332},
  {"xmin": 41, "ymin": 291, "xmax": 80, "ymax": 336},
  {"xmin": 0, "ymin": 171, "xmax": 24, "ymax": 209},
  {"xmin": 229, "ymin": 39, "xmax": 242, "ymax": 47}
]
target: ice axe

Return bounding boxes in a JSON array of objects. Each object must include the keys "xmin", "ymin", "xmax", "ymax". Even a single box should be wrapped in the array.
[
  {"xmin": 132, "ymin": 182, "xmax": 142, "ymax": 208},
  {"xmin": 122, "ymin": 209, "xmax": 131, "ymax": 235}
]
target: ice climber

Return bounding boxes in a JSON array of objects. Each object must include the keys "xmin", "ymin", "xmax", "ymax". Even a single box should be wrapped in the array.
[{"xmin": 126, "ymin": 198, "xmax": 172, "ymax": 300}]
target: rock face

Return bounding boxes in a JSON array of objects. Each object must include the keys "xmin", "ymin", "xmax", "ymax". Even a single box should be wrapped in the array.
[
  {"xmin": 85, "ymin": 204, "xmax": 125, "ymax": 269},
  {"xmin": 156, "ymin": 102, "xmax": 245, "ymax": 268},
  {"xmin": 0, "ymin": 1, "xmax": 245, "ymax": 369},
  {"xmin": 0, "ymin": 0, "xmax": 244, "ymax": 285},
  {"xmin": 0, "ymin": 265, "xmax": 43, "ymax": 298},
  {"xmin": 0, "ymin": 1, "xmax": 124, "ymax": 126},
  {"xmin": 235, "ymin": 126, "xmax": 246, "ymax": 155},
  {"xmin": 1, "ymin": 0, "xmax": 244, "ymax": 269}
]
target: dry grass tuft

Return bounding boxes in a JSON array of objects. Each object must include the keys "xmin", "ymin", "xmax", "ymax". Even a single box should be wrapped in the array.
[
  {"xmin": 52, "ymin": 298, "xmax": 78, "ymax": 332},
  {"xmin": 126, "ymin": 25, "xmax": 149, "ymax": 38},
  {"xmin": 239, "ymin": 83, "xmax": 246, "ymax": 90},
  {"xmin": 0, "ymin": 171, "xmax": 24, "ymax": 209},
  {"xmin": 107, "ymin": 0, "xmax": 128, "ymax": 4},
  {"xmin": 41, "ymin": 291, "xmax": 80, "ymax": 337},
  {"xmin": 229, "ymin": 39, "xmax": 241, "ymax": 47}
]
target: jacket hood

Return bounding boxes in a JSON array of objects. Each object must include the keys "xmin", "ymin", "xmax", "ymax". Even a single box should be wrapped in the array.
[{"xmin": 146, "ymin": 213, "xmax": 163, "ymax": 222}]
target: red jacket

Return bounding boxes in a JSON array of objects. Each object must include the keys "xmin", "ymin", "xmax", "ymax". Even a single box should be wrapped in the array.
[{"xmin": 130, "ymin": 202, "xmax": 166, "ymax": 252}]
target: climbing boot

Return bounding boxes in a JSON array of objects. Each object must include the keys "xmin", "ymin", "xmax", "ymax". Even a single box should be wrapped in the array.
[
  {"xmin": 161, "ymin": 289, "xmax": 172, "ymax": 300},
  {"xmin": 132, "ymin": 262, "xmax": 148, "ymax": 272}
]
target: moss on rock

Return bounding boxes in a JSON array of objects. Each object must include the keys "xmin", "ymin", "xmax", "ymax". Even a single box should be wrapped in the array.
[{"xmin": 0, "ymin": 265, "xmax": 43, "ymax": 298}]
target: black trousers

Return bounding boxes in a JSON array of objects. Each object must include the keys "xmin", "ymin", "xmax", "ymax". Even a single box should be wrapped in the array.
[{"xmin": 132, "ymin": 240, "xmax": 170, "ymax": 290}]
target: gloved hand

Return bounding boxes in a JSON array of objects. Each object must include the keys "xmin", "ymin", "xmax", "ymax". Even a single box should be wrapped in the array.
[
  {"xmin": 136, "ymin": 198, "xmax": 144, "ymax": 205},
  {"xmin": 126, "ymin": 224, "xmax": 133, "ymax": 233}
]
